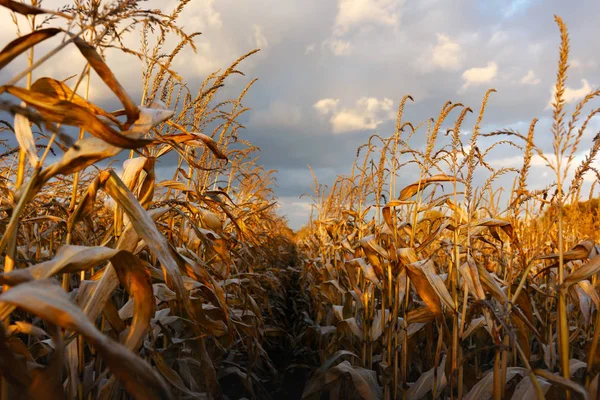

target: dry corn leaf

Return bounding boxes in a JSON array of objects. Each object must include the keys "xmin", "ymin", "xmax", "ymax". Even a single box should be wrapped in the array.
[
  {"xmin": 477, "ymin": 263, "xmax": 509, "ymax": 304},
  {"xmin": 111, "ymin": 251, "xmax": 155, "ymax": 351},
  {"xmin": 150, "ymin": 350, "xmax": 202, "ymax": 399},
  {"xmin": 72, "ymin": 36, "xmax": 138, "ymax": 124},
  {"xmin": 302, "ymin": 360, "xmax": 381, "ymax": 400},
  {"xmin": 14, "ymin": 103, "xmax": 38, "ymax": 166},
  {"xmin": 411, "ymin": 259, "xmax": 456, "ymax": 312},
  {"xmin": 510, "ymin": 376, "xmax": 551, "ymax": 400},
  {"xmin": 5, "ymin": 86, "xmax": 150, "ymax": 149},
  {"xmin": 27, "ymin": 323, "xmax": 65, "ymax": 399},
  {"xmin": 398, "ymin": 248, "xmax": 443, "ymax": 315},
  {"xmin": 446, "ymin": 198, "xmax": 468, "ymax": 224},
  {"xmin": 538, "ymin": 239, "xmax": 595, "ymax": 261},
  {"xmin": 8, "ymin": 321, "xmax": 49, "ymax": 339},
  {"xmin": 345, "ymin": 258, "xmax": 380, "ymax": 287},
  {"xmin": 371, "ymin": 310, "xmax": 389, "ymax": 341},
  {"xmin": 563, "ymin": 254, "xmax": 600, "ymax": 288},
  {"xmin": 405, "ymin": 354, "xmax": 447, "ymax": 400},
  {"xmin": 578, "ymin": 280, "xmax": 600, "ymax": 307},
  {"xmin": 406, "ymin": 306, "xmax": 438, "ymax": 324},
  {"xmin": 464, "ymin": 368, "xmax": 526, "ymax": 400},
  {"xmin": 398, "ymin": 174, "xmax": 459, "ymax": 201},
  {"xmin": 41, "ymin": 137, "xmax": 120, "ymax": 181},
  {"xmin": 101, "ymin": 171, "xmax": 193, "ymax": 318},
  {"xmin": 459, "ymin": 259, "xmax": 486, "ymax": 301},
  {"xmin": 165, "ymin": 128, "xmax": 228, "ymax": 161},
  {"xmin": 0, "ymin": 279, "xmax": 171, "ymax": 400},
  {"xmin": 462, "ymin": 316, "xmax": 485, "ymax": 339},
  {"xmin": 359, "ymin": 235, "xmax": 389, "ymax": 274},
  {"xmin": 0, "ymin": 27, "xmax": 61, "ymax": 70},
  {"xmin": 337, "ymin": 317, "xmax": 363, "ymax": 340},
  {"xmin": 0, "ymin": 245, "xmax": 120, "ymax": 285},
  {"xmin": 31, "ymin": 77, "xmax": 116, "ymax": 121},
  {"xmin": 81, "ymin": 207, "xmax": 172, "ymax": 324},
  {"xmin": 533, "ymin": 369, "xmax": 589, "ymax": 399}
]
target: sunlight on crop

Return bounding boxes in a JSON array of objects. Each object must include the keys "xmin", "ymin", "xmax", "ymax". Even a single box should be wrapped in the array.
[{"xmin": 0, "ymin": 2, "xmax": 600, "ymax": 400}]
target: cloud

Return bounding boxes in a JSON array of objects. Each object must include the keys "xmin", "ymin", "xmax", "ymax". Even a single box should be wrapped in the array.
[
  {"xmin": 547, "ymin": 79, "xmax": 593, "ymax": 109},
  {"xmin": 249, "ymin": 101, "xmax": 302, "ymax": 128},
  {"xmin": 489, "ymin": 154, "xmax": 549, "ymax": 168},
  {"xmin": 325, "ymin": 0, "xmax": 403, "ymax": 55},
  {"xmin": 277, "ymin": 197, "xmax": 315, "ymax": 229},
  {"xmin": 324, "ymin": 38, "xmax": 353, "ymax": 55},
  {"xmin": 314, "ymin": 98, "xmax": 341, "ymax": 115},
  {"xmin": 460, "ymin": 61, "xmax": 498, "ymax": 91},
  {"xmin": 180, "ymin": 0, "xmax": 222, "ymax": 30},
  {"xmin": 571, "ymin": 59, "xmax": 597, "ymax": 70},
  {"xmin": 7, "ymin": 0, "xmax": 600, "ymax": 229},
  {"xmin": 253, "ymin": 24, "xmax": 268, "ymax": 49},
  {"xmin": 333, "ymin": 0, "xmax": 401, "ymax": 36},
  {"xmin": 422, "ymin": 33, "xmax": 462, "ymax": 71},
  {"xmin": 520, "ymin": 70, "xmax": 541, "ymax": 85},
  {"xmin": 315, "ymin": 97, "xmax": 395, "ymax": 133}
]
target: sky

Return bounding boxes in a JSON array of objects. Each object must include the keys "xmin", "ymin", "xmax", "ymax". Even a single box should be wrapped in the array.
[{"xmin": 2, "ymin": 0, "xmax": 600, "ymax": 229}]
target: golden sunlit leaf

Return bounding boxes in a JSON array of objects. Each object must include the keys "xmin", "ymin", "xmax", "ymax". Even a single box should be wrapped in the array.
[{"xmin": 398, "ymin": 174, "xmax": 460, "ymax": 201}]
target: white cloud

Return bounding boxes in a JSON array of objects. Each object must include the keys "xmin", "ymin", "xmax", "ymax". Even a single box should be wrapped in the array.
[
  {"xmin": 520, "ymin": 70, "xmax": 541, "ymax": 85},
  {"xmin": 314, "ymin": 98, "xmax": 340, "ymax": 115},
  {"xmin": 250, "ymin": 101, "xmax": 302, "ymax": 128},
  {"xmin": 563, "ymin": 79, "xmax": 593, "ymax": 102},
  {"xmin": 571, "ymin": 60, "xmax": 582, "ymax": 69},
  {"xmin": 546, "ymin": 79, "xmax": 593, "ymax": 109},
  {"xmin": 489, "ymin": 154, "xmax": 549, "ymax": 168},
  {"xmin": 305, "ymin": 44, "xmax": 316, "ymax": 55},
  {"xmin": 422, "ymin": 33, "xmax": 462, "ymax": 71},
  {"xmin": 253, "ymin": 24, "xmax": 268, "ymax": 49},
  {"xmin": 569, "ymin": 59, "xmax": 597, "ymax": 70},
  {"xmin": 460, "ymin": 61, "xmax": 498, "ymax": 91},
  {"xmin": 315, "ymin": 97, "xmax": 395, "ymax": 133},
  {"xmin": 180, "ymin": 0, "xmax": 222, "ymax": 30},
  {"xmin": 333, "ymin": 0, "xmax": 401, "ymax": 36},
  {"xmin": 325, "ymin": 0, "xmax": 402, "ymax": 55}
]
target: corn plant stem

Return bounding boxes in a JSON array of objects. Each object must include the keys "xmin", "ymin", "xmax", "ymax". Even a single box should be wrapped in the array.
[
  {"xmin": 450, "ymin": 155, "xmax": 460, "ymax": 399},
  {"xmin": 556, "ymin": 156, "xmax": 572, "ymax": 399},
  {"xmin": 74, "ymin": 49, "xmax": 93, "ymax": 400},
  {"xmin": 392, "ymin": 273, "xmax": 400, "ymax": 399},
  {"xmin": 401, "ymin": 272, "xmax": 410, "ymax": 400},
  {"xmin": 501, "ymin": 335, "xmax": 510, "ymax": 398},
  {"xmin": 586, "ymin": 308, "xmax": 600, "ymax": 389}
]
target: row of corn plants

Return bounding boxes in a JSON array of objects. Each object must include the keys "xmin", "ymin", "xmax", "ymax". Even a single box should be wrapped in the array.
[
  {"xmin": 0, "ymin": 1, "xmax": 299, "ymax": 399},
  {"xmin": 296, "ymin": 16, "xmax": 600, "ymax": 400}
]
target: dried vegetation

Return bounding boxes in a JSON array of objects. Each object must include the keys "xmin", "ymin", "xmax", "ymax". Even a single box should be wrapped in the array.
[
  {"xmin": 1, "ymin": 1, "xmax": 600, "ymax": 400},
  {"xmin": 0, "ymin": 1, "xmax": 299, "ymax": 399},
  {"xmin": 296, "ymin": 15, "xmax": 600, "ymax": 400}
]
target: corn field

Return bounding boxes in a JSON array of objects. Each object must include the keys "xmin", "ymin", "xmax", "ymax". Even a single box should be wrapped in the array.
[{"xmin": 1, "ymin": 1, "xmax": 600, "ymax": 399}]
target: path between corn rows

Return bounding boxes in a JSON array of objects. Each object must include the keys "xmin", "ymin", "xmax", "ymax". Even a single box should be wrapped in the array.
[{"xmin": 221, "ymin": 251, "xmax": 319, "ymax": 400}]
